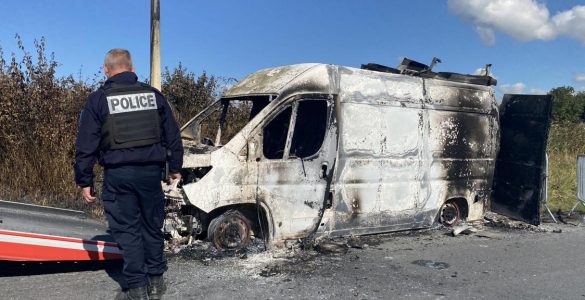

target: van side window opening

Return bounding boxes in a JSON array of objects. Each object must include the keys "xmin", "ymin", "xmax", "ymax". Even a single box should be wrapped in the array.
[
  {"xmin": 263, "ymin": 106, "xmax": 292, "ymax": 159},
  {"xmin": 290, "ymin": 100, "xmax": 328, "ymax": 158},
  {"xmin": 180, "ymin": 95, "xmax": 273, "ymax": 145}
]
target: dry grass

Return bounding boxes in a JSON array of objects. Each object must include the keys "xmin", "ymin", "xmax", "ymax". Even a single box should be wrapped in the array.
[
  {"xmin": 546, "ymin": 123, "xmax": 585, "ymax": 213},
  {"xmin": 0, "ymin": 36, "xmax": 96, "ymax": 214},
  {"xmin": 0, "ymin": 37, "xmax": 220, "ymax": 217}
]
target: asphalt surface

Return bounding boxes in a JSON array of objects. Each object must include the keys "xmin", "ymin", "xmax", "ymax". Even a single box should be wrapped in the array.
[{"xmin": 2, "ymin": 219, "xmax": 585, "ymax": 300}]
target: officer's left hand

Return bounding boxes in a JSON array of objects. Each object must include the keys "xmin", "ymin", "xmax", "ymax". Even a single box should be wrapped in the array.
[
  {"xmin": 82, "ymin": 187, "xmax": 97, "ymax": 204},
  {"xmin": 169, "ymin": 172, "xmax": 182, "ymax": 186}
]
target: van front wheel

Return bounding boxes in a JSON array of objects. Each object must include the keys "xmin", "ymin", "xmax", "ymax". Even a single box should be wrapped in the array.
[{"xmin": 208, "ymin": 210, "xmax": 252, "ymax": 250}]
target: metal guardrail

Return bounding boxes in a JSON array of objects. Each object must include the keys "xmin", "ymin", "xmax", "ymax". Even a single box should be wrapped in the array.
[
  {"xmin": 542, "ymin": 154, "xmax": 557, "ymax": 223},
  {"xmin": 569, "ymin": 155, "xmax": 585, "ymax": 216},
  {"xmin": 0, "ymin": 200, "xmax": 86, "ymax": 219}
]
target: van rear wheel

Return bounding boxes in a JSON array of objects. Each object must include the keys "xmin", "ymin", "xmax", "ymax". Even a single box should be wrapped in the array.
[
  {"xmin": 439, "ymin": 201, "xmax": 461, "ymax": 226},
  {"xmin": 208, "ymin": 210, "xmax": 252, "ymax": 250}
]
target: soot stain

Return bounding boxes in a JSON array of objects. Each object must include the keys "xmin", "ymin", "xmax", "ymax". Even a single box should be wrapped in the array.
[{"xmin": 350, "ymin": 197, "xmax": 361, "ymax": 219}]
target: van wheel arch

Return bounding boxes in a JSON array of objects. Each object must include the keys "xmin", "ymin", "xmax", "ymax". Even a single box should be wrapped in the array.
[{"xmin": 205, "ymin": 203, "xmax": 272, "ymax": 248}]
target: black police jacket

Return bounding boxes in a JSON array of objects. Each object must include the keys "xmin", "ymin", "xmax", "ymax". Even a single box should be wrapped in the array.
[{"xmin": 74, "ymin": 72, "xmax": 184, "ymax": 187}]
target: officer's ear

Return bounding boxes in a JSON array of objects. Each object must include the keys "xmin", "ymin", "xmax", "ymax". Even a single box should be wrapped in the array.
[
  {"xmin": 103, "ymin": 65, "xmax": 111, "ymax": 78},
  {"xmin": 131, "ymin": 67, "xmax": 136, "ymax": 73}
]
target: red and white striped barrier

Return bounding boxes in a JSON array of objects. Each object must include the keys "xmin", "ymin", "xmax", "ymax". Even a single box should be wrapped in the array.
[{"xmin": 0, "ymin": 230, "xmax": 122, "ymax": 261}]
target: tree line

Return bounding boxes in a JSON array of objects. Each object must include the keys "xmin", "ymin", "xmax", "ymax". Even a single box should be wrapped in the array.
[{"xmin": 549, "ymin": 86, "xmax": 585, "ymax": 123}]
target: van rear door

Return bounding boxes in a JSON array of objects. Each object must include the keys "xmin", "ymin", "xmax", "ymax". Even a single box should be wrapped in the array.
[{"xmin": 492, "ymin": 94, "xmax": 553, "ymax": 225}]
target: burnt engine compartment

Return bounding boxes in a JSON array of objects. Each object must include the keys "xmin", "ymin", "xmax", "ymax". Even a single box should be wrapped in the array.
[{"xmin": 163, "ymin": 166, "xmax": 212, "ymax": 245}]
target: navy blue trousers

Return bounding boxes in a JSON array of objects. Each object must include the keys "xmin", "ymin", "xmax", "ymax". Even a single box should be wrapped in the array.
[{"xmin": 102, "ymin": 165, "xmax": 167, "ymax": 289}]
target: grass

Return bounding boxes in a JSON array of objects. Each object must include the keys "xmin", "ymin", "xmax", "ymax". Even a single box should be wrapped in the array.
[
  {"xmin": 0, "ymin": 142, "xmax": 105, "ymax": 218},
  {"xmin": 546, "ymin": 123, "xmax": 585, "ymax": 213}
]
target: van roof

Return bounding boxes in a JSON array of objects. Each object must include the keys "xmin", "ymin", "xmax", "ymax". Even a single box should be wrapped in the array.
[
  {"xmin": 223, "ymin": 63, "xmax": 495, "ymax": 99},
  {"xmin": 223, "ymin": 63, "xmax": 322, "ymax": 98}
]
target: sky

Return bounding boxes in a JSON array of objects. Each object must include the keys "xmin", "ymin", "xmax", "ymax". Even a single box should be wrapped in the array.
[{"xmin": 1, "ymin": 0, "xmax": 584, "ymax": 96}]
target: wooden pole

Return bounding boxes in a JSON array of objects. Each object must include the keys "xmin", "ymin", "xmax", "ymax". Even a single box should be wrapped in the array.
[{"xmin": 150, "ymin": 0, "xmax": 161, "ymax": 90}]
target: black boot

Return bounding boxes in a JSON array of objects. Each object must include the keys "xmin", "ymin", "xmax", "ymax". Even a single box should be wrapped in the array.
[
  {"xmin": 147, "ymin": 275, "xmax": 167, "ymax": 300},
  {"xmin": 115, "ymin": 286, "xmax": 149, "ymax": 300}
]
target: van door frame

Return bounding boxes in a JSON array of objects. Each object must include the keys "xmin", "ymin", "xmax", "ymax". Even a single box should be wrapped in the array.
[{"xmin": 249, "ymin": 94, "xmax": 338, "ymax": 241}]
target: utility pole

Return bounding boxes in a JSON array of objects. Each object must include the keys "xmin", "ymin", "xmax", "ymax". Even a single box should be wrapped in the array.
[{"xmin": 150, "ymin": 0, "xmax": 161, "ymax": 90}]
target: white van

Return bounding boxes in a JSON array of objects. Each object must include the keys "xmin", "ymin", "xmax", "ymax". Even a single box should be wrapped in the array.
[{"xmin": 165, "ymin": 60, "xmax": 552, "ymax": 249}]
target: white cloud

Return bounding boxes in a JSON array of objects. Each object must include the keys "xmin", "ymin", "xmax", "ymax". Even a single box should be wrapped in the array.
[
  {"xmin": 499, "ymin": 82, "xmax": 526, "ymax": 94},
  {"xmin": 475, "ymin": 26, "xmax": 496, "ymax": 46},
  {"xmin": 473, "ymin": 68, "xmax": 485, "ymax": 75},
  {"xmin": 448, "ymin": 0, "xmax": 585, "ymax": 45},
  {"xmin": 473, "ymin": 67, "xmax": 497, "ymax": 78},
  {"xmin": 528, "ymin": 88, "xmax": 547, "ymax": 95},
  {"xmin": 498, "ymin": 83, "xmax": 547, "ymax": 95},
  {"xmin": 553, "ymin": 6, "xmax": 585, "ymax": 44},
  {"xmin": 575, "ymin": 74, "xmax": 585, "ymax": 82}
]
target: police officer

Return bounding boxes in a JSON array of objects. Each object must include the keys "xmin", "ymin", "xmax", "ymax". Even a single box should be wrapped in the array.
[{"xmin": 74, "ymin": 49, "xmax": 183, "ymax": 300}]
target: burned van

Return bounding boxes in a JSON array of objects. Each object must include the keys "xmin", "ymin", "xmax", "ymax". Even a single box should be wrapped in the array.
[{"xmin": 164, "ymin": 60, "xmax": 552, "ymax": 249}]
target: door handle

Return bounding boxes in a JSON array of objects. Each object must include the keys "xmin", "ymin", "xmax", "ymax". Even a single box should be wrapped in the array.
[{"xmin": 321, "ymin": 163, "xmax": 328, "ymax": 179}]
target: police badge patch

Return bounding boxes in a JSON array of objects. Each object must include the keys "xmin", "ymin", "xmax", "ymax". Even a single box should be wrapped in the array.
[{"xmin": 106, "ymin": 92, "xmax": 157, "ymax": 114}]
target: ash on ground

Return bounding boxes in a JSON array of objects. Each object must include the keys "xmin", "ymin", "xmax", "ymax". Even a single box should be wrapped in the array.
[
  {"xmin": 164, "ymin": 234, "xmax": 390, "ymax": 278},
  {"xmin": 483, "ymin": 212, "xmax": 544, "ymax": 231},
  {"xmin": 169, "ymin": 237, "xmax": 267, "ymax": 263},
  {"xmin": 162, "ymin": 211, "xmax": 581, "ymax": 278}
]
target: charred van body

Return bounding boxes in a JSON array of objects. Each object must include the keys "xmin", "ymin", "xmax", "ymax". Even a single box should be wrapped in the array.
[{"xmin": 164, "ymin": 59, "xmax": 552, "ymax": 249}]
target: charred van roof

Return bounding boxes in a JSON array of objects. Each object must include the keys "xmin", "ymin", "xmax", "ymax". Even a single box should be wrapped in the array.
[
  {"xmin": 224, "ymin": 64, "xmax": 320, "ymax": 98},
  {"xmin": 223, "ymin": 59, "xmax": 496, "ymax": 99}
]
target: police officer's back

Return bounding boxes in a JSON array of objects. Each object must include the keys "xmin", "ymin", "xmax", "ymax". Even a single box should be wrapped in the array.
[{"xmin": 74, "ymin": 49, "xmax": 183, "ymax": 300}]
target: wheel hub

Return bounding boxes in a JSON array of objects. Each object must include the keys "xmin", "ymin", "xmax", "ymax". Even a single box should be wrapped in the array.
[
  {"xmin": 440, "ymin": 202, "xmax": 461, "ymax": 226},
  {"xmin": 213, "ymin": 215, "xmax": 251, "ymax": 249}
]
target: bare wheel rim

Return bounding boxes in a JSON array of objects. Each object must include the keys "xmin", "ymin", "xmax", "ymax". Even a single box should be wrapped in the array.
[
  {"xmin": 211, "ymin": 214, "xmax": 251, "ymax": 249},
  {"xmin": 439, "ymin": 202, "xmax": 461, "ymax": 226}
]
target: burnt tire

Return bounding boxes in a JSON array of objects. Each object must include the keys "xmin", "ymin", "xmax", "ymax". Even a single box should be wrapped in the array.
[
  {"xmin": 207, "ymin": 210, "xmax": 252, "ymax": 250},
  {"xmin": 439, "ymin": 201, "xmax": 461, "ymax": 227}
]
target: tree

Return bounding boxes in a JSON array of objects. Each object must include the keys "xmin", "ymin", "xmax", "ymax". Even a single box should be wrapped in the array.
[
  {"xmin": 549, "ymin": 86, "xmax": 584, "ymax": 123},
  {"xmin": 161, "ymin": 63, "xmax": 219, "ymax": 126}
]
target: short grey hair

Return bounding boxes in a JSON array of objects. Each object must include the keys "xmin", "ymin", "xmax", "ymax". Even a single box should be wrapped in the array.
[{"xmin": 104, "ymin": 49, "xmax": 133, "ymax": 70}]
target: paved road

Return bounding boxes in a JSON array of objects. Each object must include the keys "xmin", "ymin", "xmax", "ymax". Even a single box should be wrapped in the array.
[{"xmin": 2, "ymin": 221, "xmax": 585, "ymax": 299}]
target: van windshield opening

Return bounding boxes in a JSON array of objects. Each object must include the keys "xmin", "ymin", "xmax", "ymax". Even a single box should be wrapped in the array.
[{"xmin": 181, "ymin": 96, "xmax": 271, "ymax": 150}]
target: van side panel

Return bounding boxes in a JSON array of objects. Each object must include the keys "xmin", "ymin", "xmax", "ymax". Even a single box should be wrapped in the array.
[
  {"xmin": 423, "ymin": 81, "xmax": 498, "ymax": 221},
  {"xmin": 323, "ymin": 68, "xmax": 429, "ymax": 235},
  {"xmin": 319, "ymin": 69, "xmax": 498, "ymax": 237},
  {"xmin": 333, "ymin": 103, "xmax": 424, "ymax": 229}
]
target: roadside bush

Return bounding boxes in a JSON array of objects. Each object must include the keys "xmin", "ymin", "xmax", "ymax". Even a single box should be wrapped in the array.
[
  {"xmin": 0, "ymin": 36, "xmax": 95, "ymax": 212},
  {"xmin": 547, "ymin": 123, "xmax": 585, "ymax": 212},
  {"xmin": 550, "ymin": 86, "xmax": 585, "ymax": 123},
  {"xmin": 0, "ymin": 36, "xmax": 224, "ymax": 215},
  {"xmin": 544, "ymin": 87, "xmax": 585, "ymax": 213},
  {"xmin": 162, "ymin": 63, "xmax": 218, "ymax": 126}
]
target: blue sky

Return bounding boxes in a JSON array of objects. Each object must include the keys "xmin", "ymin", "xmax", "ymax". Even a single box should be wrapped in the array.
[{"xmin": 1, "ymin": 0, "xmax": 584, "ymax": 95}]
